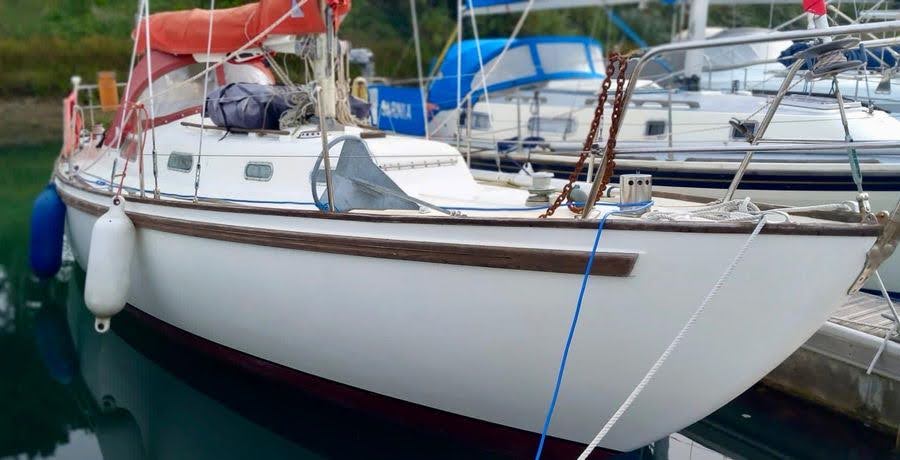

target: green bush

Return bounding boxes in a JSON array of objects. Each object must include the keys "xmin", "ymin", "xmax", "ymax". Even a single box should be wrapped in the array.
[
  {"xmin": 0, "ymin": 36, "xmax": 131, "ymax": 97},
  {"xmin": 0, "ymin": 1, "xmax": 805, "ymax": 98}
]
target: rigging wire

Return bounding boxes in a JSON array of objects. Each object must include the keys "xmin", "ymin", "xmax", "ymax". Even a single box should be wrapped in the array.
[
  {"xmin": 142, "ymin": 0, "xmax": 160, "ymax": 197},
  {"xmin": 435, "ymin": 0, "xmax": 536, "ymax": 138},
  {"xmin": 465, "ymin": 0, "xmax": 495, "ymax": 130},
  {"xmin": 136, "ymin": 0, "xmax": 310, "ymax": 108},
  {"xmin": 193, "ymin": 0, "xmax": 216, "ymax": 202},
  {"xmin": 409, "ymin": 0, "xmax": 430, "ymax": 139},
  {"xmin": 114, "ymin": 0, "xmax": 144, "ymax": 150}
]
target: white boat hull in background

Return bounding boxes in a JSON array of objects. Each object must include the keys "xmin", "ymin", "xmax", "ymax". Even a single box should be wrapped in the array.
[{"xmin": 60, "ymin": 182, "xmax": 876, "ymax": 452}]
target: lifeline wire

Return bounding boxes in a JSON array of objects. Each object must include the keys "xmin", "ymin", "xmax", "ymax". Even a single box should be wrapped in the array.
[
  {"xmin": 577, "ymin": 216, "xmax": 768, "ymax": 459},
  {"xmin": 534, "ymin": 201, "xmax": 653, "ymax": 460}
]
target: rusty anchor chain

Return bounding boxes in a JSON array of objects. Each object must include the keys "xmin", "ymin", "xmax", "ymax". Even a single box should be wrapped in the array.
[{"xmin": 541, "ymin": 53, "xmax": 628, "ymax": 218}]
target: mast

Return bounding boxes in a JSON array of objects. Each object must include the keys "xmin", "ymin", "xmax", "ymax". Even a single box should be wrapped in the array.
[
  {"xmin": 315, "ymin": 0, "xmax": 337, "ymax": 122},
  {"xmin": 683, "ymin": 0, "xmax": 710, "ymax": 80}
]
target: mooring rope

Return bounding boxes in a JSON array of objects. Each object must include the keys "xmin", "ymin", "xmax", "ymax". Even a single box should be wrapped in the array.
[
  {"xmin": 577, "ymin": 216, "xmax": 768, "ymax": 459},
  {"xmin": 534, "ymin": 201, "xmax": 653, "ymax": 460}
]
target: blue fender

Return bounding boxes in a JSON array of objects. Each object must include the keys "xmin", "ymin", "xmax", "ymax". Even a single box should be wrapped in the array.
[{"xmin": 29, "ymin": 183, "xmax": 67, "ymax": 279}]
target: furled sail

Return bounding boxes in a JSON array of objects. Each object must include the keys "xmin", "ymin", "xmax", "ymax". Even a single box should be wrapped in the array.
[{"xmin": 134, "ymin": 0, "xmax": 351, "ymax": 55}]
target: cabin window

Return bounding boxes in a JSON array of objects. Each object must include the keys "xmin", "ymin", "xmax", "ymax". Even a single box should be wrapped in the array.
[
  {"xmin": 529, "ymin": 117, "xmax": 576, "ymax": 135},
  {"xmin": 476, "ymin": 46, "xmax": 536, "ymax": 88},
  {"xmin": 166, "ymin": 152, "xmax": 193, "ymax": 172},
  {"xmin": 459, "ymin": 111, "xmax": 492, "ymax": 130},
  {"xmin": 731, "ymin": 121, "xmax": 757, "ymax": 140},
  {"xmin": 135, "ymin": 62, "xmax": 275, "ymax": 120},
  {"xmin": 537, "ymin": 43, "xmax": 593, "ymax": 74},
  {"xmin": 645, "ymin": 120, "xmax": 667, "ymax": 137},
  {"xmin": 244, "ymin": 162, "xmax": 273, "ymax": 181},
  {"xmin": 137, "ymin": 64, "xmax": 217, "ymax": 119}
]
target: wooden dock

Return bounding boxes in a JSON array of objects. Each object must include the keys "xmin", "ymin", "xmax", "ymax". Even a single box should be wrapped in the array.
[
  {"xmin": 830, "ymin": 293, "xmax": 898, "ymax": 340},
  {"xmin": 763, "ymin": 292, "xmax": 900, "ymax": 445}
]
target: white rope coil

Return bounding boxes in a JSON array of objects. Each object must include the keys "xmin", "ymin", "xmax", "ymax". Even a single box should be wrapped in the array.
[{"xmin": 641, "ymin": 198, "xmax": 857, "ymax": 223}]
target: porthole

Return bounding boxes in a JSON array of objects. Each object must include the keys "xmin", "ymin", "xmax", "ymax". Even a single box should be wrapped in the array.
[
  {"xmin": 459, "ymin": 111, "xmax": 493, "ymax": 130},
  {"xmin": 166, "ymin": 152, "xmax": 193, "ymax": 173},
  {"xmin": 645, "ymin": 120, "xmax": 666, "ymax": 137},
  {"xmin": 528, "ymin": 117, "xmax": 576, "ymax": 135},
  {"xmin": 244, "ymin": 162, "xmax": 273, "ymax": 181}
]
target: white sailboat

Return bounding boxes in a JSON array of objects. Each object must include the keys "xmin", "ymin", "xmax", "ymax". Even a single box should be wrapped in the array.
[
  {"xmin": 392, "ymin": 0, "xmax": 900, "ymax": 296},
  {"xmin": 43, "ymin": 0, "xmax": 900, "ymax": 456}
]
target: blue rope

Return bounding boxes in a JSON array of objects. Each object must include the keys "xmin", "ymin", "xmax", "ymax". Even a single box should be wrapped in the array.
[{"xmin": 534, "ymin": 201, "xmax": 653, "ymax": 460}]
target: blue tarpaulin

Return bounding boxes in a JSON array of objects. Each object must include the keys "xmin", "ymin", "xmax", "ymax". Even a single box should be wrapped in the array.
[
  {"xmin": 368, "ymin": 84, "xmax": 427, "ymax": 136},
  {"xmin": 428, "ymin": 36, "xmax": 605, "ymax": 110},
  {"xmin": 778, "ymin": 42, "xmax": 900, "ymax": 70}
]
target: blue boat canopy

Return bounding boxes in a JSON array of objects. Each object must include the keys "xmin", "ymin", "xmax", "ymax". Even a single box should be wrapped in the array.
[
  {"xmin": 463, "ymin": 0, "xmax": 678, "ymax": 16},
  {"xmin": 429, "ymin": 36, "xmax": 606, "ymax": 110}
]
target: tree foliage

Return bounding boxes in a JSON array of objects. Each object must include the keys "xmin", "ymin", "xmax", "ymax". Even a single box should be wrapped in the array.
[{"xmin": 0, "ymin": 0, "xmax": 816, "ymax": 96}]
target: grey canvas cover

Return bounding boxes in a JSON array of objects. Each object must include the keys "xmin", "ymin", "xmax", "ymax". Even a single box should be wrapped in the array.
[{"xmin": 205, "ymin": 83, "xmax": 292, "ymax": 130}]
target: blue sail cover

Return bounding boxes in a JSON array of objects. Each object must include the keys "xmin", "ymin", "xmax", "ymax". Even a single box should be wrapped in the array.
[{"xmin": 429, "ymin": 36, "xmax": 606, "ymax": 110}]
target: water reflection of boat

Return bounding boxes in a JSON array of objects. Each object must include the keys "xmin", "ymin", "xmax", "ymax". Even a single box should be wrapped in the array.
[
  {"xmin": 64, "ymin": 275, "xmax": 323, "ymax": 459},
  {"xmin": 61, "ymin": 271, "xmax": 548, "ymax": 459},
  {"xmin": 29, "ymin": 270, "xmax": 896, "ymax": 460}
]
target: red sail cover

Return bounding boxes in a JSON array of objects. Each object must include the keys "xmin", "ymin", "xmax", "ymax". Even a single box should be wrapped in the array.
[
  {"xmin": 134, "ymin": 0, "xmax": 351, "ymax": 55},
  {"xmin": 802, "ymin": 0, "xmax": 826, "ymax": 16}
]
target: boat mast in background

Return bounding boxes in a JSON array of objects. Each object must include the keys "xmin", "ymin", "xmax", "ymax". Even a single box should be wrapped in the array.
[{"xmin": 683, "ymin": 0, "xmax": 709, "ymax": 79}]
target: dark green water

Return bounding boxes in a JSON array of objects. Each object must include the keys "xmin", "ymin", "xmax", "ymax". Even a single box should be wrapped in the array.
[{"xmin": 2, "ymin": 144, "xmax": 899, "ymax": 459}]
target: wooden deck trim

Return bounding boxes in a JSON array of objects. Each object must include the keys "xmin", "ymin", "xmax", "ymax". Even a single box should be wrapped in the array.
[
  {"xmin": 60, "ymin": 187, "xmax": 638, "ymax": 277},
  {"xmin": 55, "ymin": 171, "xmax": 882, "ymax": 237}
]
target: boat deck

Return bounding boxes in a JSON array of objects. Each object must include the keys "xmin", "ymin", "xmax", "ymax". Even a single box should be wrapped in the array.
[{"xmin": 829, "ymin": 292, "xmax": 898, "ymax": 340}]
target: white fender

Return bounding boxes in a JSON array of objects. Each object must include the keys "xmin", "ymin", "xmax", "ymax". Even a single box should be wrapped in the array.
[{"xmin": 84, "ymin": 197, "xmax": 135, "ymax": 333}]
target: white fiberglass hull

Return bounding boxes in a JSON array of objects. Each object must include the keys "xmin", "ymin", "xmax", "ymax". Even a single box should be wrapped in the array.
[
  {"xmin": 60, "ymin": 181, "xmax": 876, "ymax": 453},
  {"xmin": 471, "ymin": 152, "xmax": 900, "ymax": 296}
]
